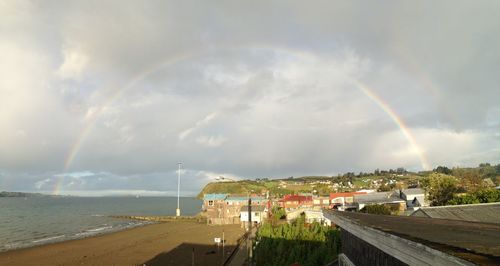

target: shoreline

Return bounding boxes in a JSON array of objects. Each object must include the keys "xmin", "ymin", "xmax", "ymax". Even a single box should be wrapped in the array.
[
  {"xmin": 1, "ymin": 214, "xmax": 207, "ymax": 253},
  {"xmin": 1, "ymin": 217, "xmax": 154, "ymax": 253},
  {"xmin": 0, "ymin": 220, "xmax": 244, "ymax": 266},
  {"xmin": 1, "ymin": 219, "xmax": 155, "ymax": 254}
]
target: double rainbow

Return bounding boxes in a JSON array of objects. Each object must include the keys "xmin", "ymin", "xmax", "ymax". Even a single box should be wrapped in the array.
[{"xmin": 54, "ymin": 46, "xmax": 431, "ymax": 195}]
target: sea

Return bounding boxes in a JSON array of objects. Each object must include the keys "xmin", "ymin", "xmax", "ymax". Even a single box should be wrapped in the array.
[{"xmin": 0, "ymin": 196, "xmax": 201, "ymax": 252}]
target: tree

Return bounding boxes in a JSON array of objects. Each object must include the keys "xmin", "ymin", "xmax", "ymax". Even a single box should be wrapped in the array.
[
  {"xmin": 448, "ymin": 189, "xmax": 500, "ymax": 205},
  {"xmin": 422, "ymin": 173, "xmax": 459, "ymax": 206},
  {"xmin": 454, "ymin": 169, "xmax": 488, "ymax": 192},
  {"xmin": 396, "ymin": 167, "xmax": 406, "ymax": 175},
  {"xmin": 434, "ymin": 166, "xmax": 452, "ymax": 175}
]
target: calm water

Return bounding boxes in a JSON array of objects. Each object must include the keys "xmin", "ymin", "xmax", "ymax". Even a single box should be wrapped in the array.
[{"xmin": 0, "ymin": 196, "xmax": 201, "ymax": 251}]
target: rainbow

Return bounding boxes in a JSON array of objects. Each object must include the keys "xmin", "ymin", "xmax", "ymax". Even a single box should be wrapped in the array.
[
  {"xmin": 56, "ymin": 45, "xmax": 431, "ymax": 194},
  {"xmin": 353, "ymin": 79, "xmax": 431, "ymax": 170},
  {"xmin": 391, "ymin": 46, "xmax": 459, "ymax": 128}
]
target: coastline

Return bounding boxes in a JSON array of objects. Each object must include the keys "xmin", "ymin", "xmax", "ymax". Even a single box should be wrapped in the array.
[
  {"xmin": 1, "ymin": 217, "xmax": 154, "ymax": 253},
  {"xmin": 0, "ymin": 220, "xmax": 244, "ymax": 266}
]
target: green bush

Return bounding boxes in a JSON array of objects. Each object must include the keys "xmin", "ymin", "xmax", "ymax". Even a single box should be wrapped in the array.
[
  {"xmin": 447, "ymin": 189, "xmax": 500, "ymax": 205},
  {"xmin": 253, "ymin": 216, "xmax": 340, "ymax": 266}
]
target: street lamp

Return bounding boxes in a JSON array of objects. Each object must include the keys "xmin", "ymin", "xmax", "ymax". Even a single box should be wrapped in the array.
[{"xmin": 176, "ymin": 162, "xmax": 182, "ymax": 217}]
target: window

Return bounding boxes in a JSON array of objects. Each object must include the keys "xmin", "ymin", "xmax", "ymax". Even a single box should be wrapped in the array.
[
  {"xmin": 254, "ymin": 212, "xmax": 259, "ymax": 216},
  {"xmin": 208, "ymin": 200, "xmax": 214, "ymax": 206}
]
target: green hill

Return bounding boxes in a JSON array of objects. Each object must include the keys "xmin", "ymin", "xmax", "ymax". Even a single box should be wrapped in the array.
[{"xmin": 197, "ymin": 181, "xmax": 268, "ymax": 198}]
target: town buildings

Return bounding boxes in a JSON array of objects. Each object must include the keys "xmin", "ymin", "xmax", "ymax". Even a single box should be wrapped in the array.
[
  {"xmin": 202, "ymin": 194, "xmax": 267, "ymax": 225},
  {"xmin": 202, "ymin": 187, "xmax": 434, "ymax": 226},
  {"xmin": 400, "ymin": 188, "xmax": 427, "ymax": 210},
  {"xmin": 329, "ymin": 192, "xmax": 367, "ymax": 211},
  {"xmin": 279, "ymin": 195, "xmax": 313, "ymax": 210},
  {"xmin": 353, "ymin": 191, "xmax": 407, "ymax": 212}
]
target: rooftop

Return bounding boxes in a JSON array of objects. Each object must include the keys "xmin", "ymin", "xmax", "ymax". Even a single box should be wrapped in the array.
[
  {"xmin": 202, "ymin": 193, "xmax": 227, "ymax": 200},
  {"xmin": 226, "ymin": 196, "xmax": 266, "ymax": 202},
  {"xmin": 353, "ymin": 192, "xmax": 404, "ymax": 204},
  {"xmin": 411, "ymin": 202, "xmax": 500, "ymax": 224},
  {"xmin": 401, "ymin": 188, "xmax": 425, "ymax": 195},
  {"xmin": 329, "ymin": 192, "xmax": 366, "ymax": 199},
  {"xmin": 325, "ymin": 210, "xmax": 500, "ymax": 265},
  {"xmin": 282, "ymin": 195, "xmax": 312, "ymax": 202}
]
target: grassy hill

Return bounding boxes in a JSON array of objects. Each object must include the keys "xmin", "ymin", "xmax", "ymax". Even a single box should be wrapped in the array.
[
  {"xmin": 197, "ymin": 177, "xmax": 334, "ymax": 199},
  {"xmin": 197, "ymin": 163, "xmax": 500, "ymax": 199}
]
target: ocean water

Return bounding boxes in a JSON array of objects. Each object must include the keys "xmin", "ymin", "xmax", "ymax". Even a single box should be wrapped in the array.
[{"xmin": 0, "ymin": 196, "xmax": 201, "ymax": 252}]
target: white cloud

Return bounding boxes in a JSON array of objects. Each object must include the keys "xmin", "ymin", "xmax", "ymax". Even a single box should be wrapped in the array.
[
  {"xmin": 196, "ymin": 135, "xmax": 227, "ymax": 147},
  {"xmin": 57, "ymin": 46, "xmax": 89, "ymax": 80},
  {"xmin": 1, "ymin": 1, "xmax": 499, "ymax": 194}
]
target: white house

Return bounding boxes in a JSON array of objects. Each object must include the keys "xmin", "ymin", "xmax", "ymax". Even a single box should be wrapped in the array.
[
  {"xmin": 240, "ymin": 205, "xmax": 265, "ymax": 226},
  {"xmin": 400, "ymin": 188, "xmax": 427, "ymax": 210}
]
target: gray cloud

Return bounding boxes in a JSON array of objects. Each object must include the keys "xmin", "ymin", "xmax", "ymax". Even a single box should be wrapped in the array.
[{"xmin": 1, "ymin": 0, "xmax": 499, "ymax": 194}]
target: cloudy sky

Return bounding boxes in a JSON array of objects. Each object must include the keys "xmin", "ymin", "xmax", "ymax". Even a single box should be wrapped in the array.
[{"xmin": 1, "ymin": 1, "xmax": 499, "ymax": 196}]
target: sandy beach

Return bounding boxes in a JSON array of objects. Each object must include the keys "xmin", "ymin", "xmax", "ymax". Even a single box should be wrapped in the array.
[{"xmin": 0, "ymin": 221, "xmax": 244, "ymax": 266}]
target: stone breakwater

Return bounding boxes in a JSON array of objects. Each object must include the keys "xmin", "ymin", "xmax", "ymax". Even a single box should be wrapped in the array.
[{"xmin": 110, "ymin": 215, "xmax": 207, "ymax": 223}]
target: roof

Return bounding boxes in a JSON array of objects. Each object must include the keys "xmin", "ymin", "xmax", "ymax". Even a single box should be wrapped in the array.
[
  {"xmin": 226, "ymin": 196, "xmax": 266, "ymax": 202},
  {"xmin": 324, "ymin": 210, "xmax": 500, "ymax": 265},
  {"xmin": 240, "ymin": 205, "xmax": 266, "ymax": 212},
  {"xmin": 329, "ymin": 192, "xmax": 366, "ymax": 199},
  {"xmin": 282, "ymin": 195, "xmax": 312, "ymax": 202},
  {"xmin": 354, "ymin": 192, "xmax": 404, "ymax": 204},
  {"xmin": 410, "ymin": 202, "xmax": 500, "ymax": 224},
  {"xmin": 401, "ymin": 188, "xmax": 425, "ymax": 195},
  {"xmin": 203, "ymin": 194, "xmax": 227, "ymax": 200}
]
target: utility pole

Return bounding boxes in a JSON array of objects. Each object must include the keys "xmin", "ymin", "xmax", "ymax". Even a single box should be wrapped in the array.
[
  {"xmin": 222, "ymin": 229, "xmax": 225, "ymax": 263},
  {"xmin": 176, "ymin": 162, "xmax": 182, "ymax": 217}
]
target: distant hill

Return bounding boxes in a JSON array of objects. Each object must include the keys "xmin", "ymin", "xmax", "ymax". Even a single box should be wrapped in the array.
[
  {"xmin": 0, "ymin": 191, "xmax": 46, "ymax": 197},
  {"xmin": 197, "ymin": 181, "xmax": 267, "ymax": 198},
  {"xmin": 197, "ymin": 163, "xmax": 500, "ymax": 199},
  {"xmin": 197, "ymin": 176, "xmax": 334, "ymax": 199}
]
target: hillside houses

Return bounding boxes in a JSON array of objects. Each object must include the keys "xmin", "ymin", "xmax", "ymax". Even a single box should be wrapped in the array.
[
  {"xmin": 329, "ymin": 192, "xmax": 367, "ymax": 211},
  {"xmin": 202, "ymin": 194, "xmax": 267, "ymax": 225},
  {"xmin": 201, "ymin": 187, "xmax": 433, "ymax": 226},
  {"xmin": 400, "ymin": 188, "xmax": 427, "ymax": 210},
  {"xmin": 279, "ymin": 195, "xmax": 313, "ymax": 210},
  {"xmin": 354, "ymin": 191, "xmax": 406, "ymax": 212}
]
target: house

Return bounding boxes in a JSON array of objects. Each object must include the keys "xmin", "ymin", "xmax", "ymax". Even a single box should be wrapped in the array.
[
  {"xmin": 202, "ymin": 193, "xmax": 227, "ymax": 212},
  {"xmin": 329, "ymin": 192, "xmax": 367, "ymax": 211},
  {"xmin": 410, "ymin": 202, "xmax": 500, "ymax": 224},
  {"xmin": 240, "ymin": 205, "xmax": 266, "ymax": 228},
  {"xmin": 353, "ymin": 191, "xmax": 406, "ymax": 212},
  {"xmin": 399, "ymin": 188, "xmax": 427, "ymax": 210},
  {"xmin": 224, "ymin": 196, "xmax": 267, "ymax": 219},
  {"xmin": 202, "ymin": 194, "xmax": 230, "ymax": 224},
  {"xmin": 304, "ymin": 210, "xmax": 331, "ymax": 226},
  {"xmin": 279, "ymin": 195, "xmax": 313, "ymax": 210},
  {"xmin": 312, "ymin": 196, "xmax": 330, "ymax": 209}
]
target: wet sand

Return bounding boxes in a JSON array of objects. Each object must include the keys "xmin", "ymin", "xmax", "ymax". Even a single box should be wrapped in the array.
[{"xmin": 0, "ymin": 222, "xmax": 244, "ymax": 266}]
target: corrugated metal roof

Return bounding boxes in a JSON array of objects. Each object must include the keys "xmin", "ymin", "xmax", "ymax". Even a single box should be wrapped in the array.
[
  {"xmin": 324, "ymin": 210, "xmax": 500, "ymax": 264},
  {"xmin": 402, "ymin": 188, "xmax": 424, "ymax": 196},
  {"xmin": 329, "ymin": 192, "xmax": 366, "ymax": 199},
  {"xmin": 354, "ymin": 192, "xmax": 404, "ymax": 204},
  {"xmin": 410, "ymin": 202, "xmax": 500, "ymax": 224},
  {"xmin": 203, "ymin": 193, "xmax": 227, "ymax": 200},
  {"xmin": 226, "ymin": 196, "xmax": 265, "ymax": 202},
  {"xmin": 283, "ymin": 195, "xmax": 312, "ymax": 202}
]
